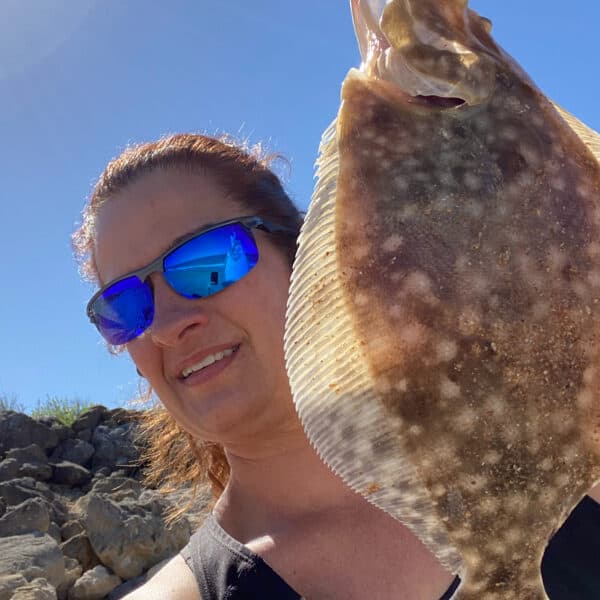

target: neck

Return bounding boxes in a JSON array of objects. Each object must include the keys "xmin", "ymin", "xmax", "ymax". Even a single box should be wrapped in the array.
[{"xmin": 213, "ymin": 421, "xmax": 360, "ymax": 536}]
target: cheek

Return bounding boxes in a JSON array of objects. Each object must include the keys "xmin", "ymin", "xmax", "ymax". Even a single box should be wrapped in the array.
[
  {"xmin": 127, "ymin": 338, "xmax": 160, "ymax": 380},
  {"xmin": 250, "ymin": 276, "xmax": 290, "ymax": 359},
  {"xmin": 246, "ymin": 260, "xmax": 290, "ymax": 332}
]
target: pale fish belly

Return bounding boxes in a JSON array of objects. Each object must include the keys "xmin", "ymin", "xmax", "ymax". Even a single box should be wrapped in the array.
[{"xmin": 284, "ymin": 2, "xmax": 600, "ymax": 599}]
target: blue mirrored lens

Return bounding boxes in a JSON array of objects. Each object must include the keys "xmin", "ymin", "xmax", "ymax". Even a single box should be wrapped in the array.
[
  {"xmin": 92, "ymin": 276, "xmax": 154, "ymax": 345},
  {"xmin": 164, "ymin": 223, "xmax": 259, "ymax": 298}
]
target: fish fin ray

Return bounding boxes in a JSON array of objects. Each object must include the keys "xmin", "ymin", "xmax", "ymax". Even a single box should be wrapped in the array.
[
  {"xmin": 552, "ymin": 102, "xmax": 600, "ymax": 162},
  {"xmin": 285, "ymin": 119, "xmax": 463, "ymax": 574}
]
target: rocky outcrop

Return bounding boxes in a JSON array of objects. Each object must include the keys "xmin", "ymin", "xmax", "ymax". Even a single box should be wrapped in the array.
[{"xmin": 0, "ymin": 407, "xmax": 208, "ymax": 599}]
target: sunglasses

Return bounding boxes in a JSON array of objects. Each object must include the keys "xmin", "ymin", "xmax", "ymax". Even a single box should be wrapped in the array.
[{"xmin": 87, "ymin": 216, "xmax": 294, "ymax": 345}]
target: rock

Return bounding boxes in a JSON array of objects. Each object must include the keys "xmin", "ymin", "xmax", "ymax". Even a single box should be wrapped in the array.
[
  {"xmin": 0, "ymin": 574, "xmax": 28, "ymax": 600},
  {"xmin": 106, "ymin": 575, "xmax": 145, "ymax": 600},
  {"xmin": 91, "ymin": 467, "xmax": 110, "ymax": 478},
  {"xmin": 60, "ymin": 520, "xmax": 85, "ymax": 541},
  {"xmin": 109, "ymin": 469, "xmax": 129, "ymax": 479},
  {"xmin": 20, "ymin": 462, "xmax": 54, "ymax": 481},
  {"xmin": 5, "ymin": 445, "xmax": 53, "ymax": 481},
  {"xmin": 6, "ymin": 444, "xmax": 48, "ymax": 464},
  {"xmin": 0, "ymin": 413, "xmax": 58, "ymax": 454},
  {"xmin": 56, "ymin": 558, "xmax": 82, "ymax": 600},
  {"xmin": 0, "ymin": 497, "xmax": 50, "ymax": 536},
  {"xmin": 11, "ymin": 577, "xmax": 57, "ymax": 600},
  {"xmin": 91, "ymin": 424, "xmax": 139, "ymax": 474},
  {"xmin": 74, "ymin": 429, "xmax": 92, "ymax": 444},
  {"xmin": 103, "ymin": 409, "xmax": 132, "ymax": 427},
  {"xmin": 0, "ymin": 533, "xmax": 65, "ymax": 589},
  {"xmin": 0, "ymin": 477, "xmax": 50, "ymax": 505},
  {"xmin": 0, "ymin": 478, "xmax": 68, "ymax": 525},
  {"xmin": 85, "ymin": 491, "xmax": 190, "ymax": 579},
  {"xmin": 49, "ymin": 502, "xmax": 70, "ymax": 529},
  {"xmin": 0, "ymin": 458, "xmax": 19, "ymax": 482},
  {"xmin": 68, "ymin": 566, "xmax": 121, "ymax": 600},
  {"xmin": 0, "ymin": 407, "xmax": 208, "ymax": 598},
  {"xmin": 51, "ymin": 462, "xmax": 92, "ymax": 487},
  {"xmin": 90, "ymin": 476, "xmax": 142, "ymax": 501},
  {"xmin": 71, "ymin": 407, "xmax": 107, "ymax": 433},
  {"xmin": 35, "ymin": 418, "xmax": 73, "ymax": 444},
  {"xmin": 47, "ymin": 522, "xmax": 62, "ymax": 544},
  {"xmin": 50, "ymin": 440, "xmax": 95, "ymax": 468},
  {"xmin": 60, "ymin": 533, "xmax": 98, "ymax": 572}
]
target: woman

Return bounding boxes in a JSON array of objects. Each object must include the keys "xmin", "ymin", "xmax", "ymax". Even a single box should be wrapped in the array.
[{"xmin": 74, "ymin": 134, "xmax": 600, "ymax": 599}]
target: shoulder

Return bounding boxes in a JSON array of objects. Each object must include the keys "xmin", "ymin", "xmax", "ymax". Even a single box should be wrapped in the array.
[
  {"xmin": 587, "ymin": 483, "xmax": 600, "ymax": 504},
  {"xmin": 121, "ymin": 554, "xmax": 202, "ymax": 600}
]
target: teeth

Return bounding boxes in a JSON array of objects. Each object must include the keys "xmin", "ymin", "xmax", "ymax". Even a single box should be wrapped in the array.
[{"xmin": 182, "ymin": 347, "xmax": 237, "ymax": 378}]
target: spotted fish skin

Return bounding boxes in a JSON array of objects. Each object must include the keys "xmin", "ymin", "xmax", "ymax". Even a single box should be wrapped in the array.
[{"xmin": 285, "ymin": 1, "xmax": 600, "ymax": 599}]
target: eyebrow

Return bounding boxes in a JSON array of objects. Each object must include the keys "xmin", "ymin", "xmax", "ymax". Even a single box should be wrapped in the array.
[
  {"xmin": 97, "ymin": 219, "xmax": 223, "ymax": 287},
  {"xmin": 166, "ymin": 229, "xmax": 197, "ymax": 251},
  {"xmin": 161, "ymin": 218, "xmax": 227, "ymax": 254}
]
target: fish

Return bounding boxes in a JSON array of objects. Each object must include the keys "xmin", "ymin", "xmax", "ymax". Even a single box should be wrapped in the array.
[{"xmin": 284, "ymin": 1, "xmax": 600, "ymax": 598}]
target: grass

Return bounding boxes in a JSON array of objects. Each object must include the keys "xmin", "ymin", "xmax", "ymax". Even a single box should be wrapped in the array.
[
  {"xmin": 1, "ymin": 393, "xmax": 96, "ymax": 427},
  {"xmin": 30, "ymin": 395, "xmax": 96, "ymax": 427},
  {"xmin": 0, "ymin": 392, "xmax": 25, "ymax": 413}
]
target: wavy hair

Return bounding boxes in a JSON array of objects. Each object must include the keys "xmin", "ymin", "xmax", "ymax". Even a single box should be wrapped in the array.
[{"xmin": 73, "ymin": 133, "xmax": 303, "ymax": 522}]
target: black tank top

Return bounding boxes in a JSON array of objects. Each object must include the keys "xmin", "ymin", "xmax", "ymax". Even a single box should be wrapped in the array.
[{"xmin": 180, "ymin": 496, "xmax": 600, "ymax": 599}]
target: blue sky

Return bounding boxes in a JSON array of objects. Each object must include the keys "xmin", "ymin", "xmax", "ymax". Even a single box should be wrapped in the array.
[{"xmin": 1, "ymin": 1, "xmax": 599, "ymax": 413}]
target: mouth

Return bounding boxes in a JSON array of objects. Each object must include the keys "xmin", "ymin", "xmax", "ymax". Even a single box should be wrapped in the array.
[
  {"xmin": 350, "ymin": 0, "xmax": 490, "ymax": 106},
  {"xmin": 364, "ymin": 75, "xmax": 467, "ymax": 112},
  {"xmin": 416, "ymin": 95, "xmax": 466, "ymax": 108},
  {"xmin": 179, "ymin": 344, "xmax": 240, "ymax": 380}
]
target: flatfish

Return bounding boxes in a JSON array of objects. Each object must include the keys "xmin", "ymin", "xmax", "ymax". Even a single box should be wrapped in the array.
[{"xmin": 284, "ymin": 1, "xmax": 600, "ymax": 598}]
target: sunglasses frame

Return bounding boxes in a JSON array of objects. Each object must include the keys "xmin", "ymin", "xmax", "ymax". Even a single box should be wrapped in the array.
[{"xmin": 86, "ymin": 215, "xmax": 295, "ymax": 326}]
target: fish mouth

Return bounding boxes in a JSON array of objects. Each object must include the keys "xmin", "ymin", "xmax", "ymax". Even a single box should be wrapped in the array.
[
  {"xmin": 356, "ymin": 74, "xmax": 467, "ymax": 112},
  {"xmin": 415, "ymin": 95, "xmax": 466, "ymax": 109},
  {"xmin": 350, "ymin": 0, "xmax": 494, "ymax": 106}
]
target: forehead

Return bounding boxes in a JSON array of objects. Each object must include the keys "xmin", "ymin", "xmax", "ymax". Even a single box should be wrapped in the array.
[{"xmin": 94, "ymin": 168, "xmax": 246, "ymax": 283}]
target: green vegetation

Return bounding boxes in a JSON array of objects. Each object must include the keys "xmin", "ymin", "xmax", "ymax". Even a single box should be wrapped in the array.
[
  {"xmin": 0, "ymin": 393, "xmax": 96, "ymax": 427},
  {"xmin": 30, "ymin": 395, "xmax": 95, "ymax": 427},
  {"xmin": 0, "ymin": 392, "xmax": 25, "ymax": 413}
]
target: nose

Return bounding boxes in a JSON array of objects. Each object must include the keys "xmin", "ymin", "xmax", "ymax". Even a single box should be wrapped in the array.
[{"xmin": 147, "ymin": 274, "xmax": 209, "ymax": 347}]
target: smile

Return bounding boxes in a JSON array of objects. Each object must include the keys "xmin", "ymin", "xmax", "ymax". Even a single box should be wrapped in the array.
[{"xmin": 181, "ymin": 345, "xmax": 239, "ymax": 379}]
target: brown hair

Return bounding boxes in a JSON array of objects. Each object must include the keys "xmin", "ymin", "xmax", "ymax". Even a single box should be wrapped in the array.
[{"xmin": 73, "ymin": 133, "xmax": 303, "ymax": 521}]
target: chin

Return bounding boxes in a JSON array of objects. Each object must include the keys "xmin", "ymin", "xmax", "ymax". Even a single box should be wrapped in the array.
[{"xmin": 177, "ymin": 390, "xmax": 265, "ymax": 442}]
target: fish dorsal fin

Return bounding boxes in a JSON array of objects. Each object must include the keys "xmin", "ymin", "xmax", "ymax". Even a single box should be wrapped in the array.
[
  {"xmin": 552, "ymin": 102, "xmax": 600, "ymax": 162},
  {"xmin": 284, "ymin": 118, "xmax": 464, "ymax": 574}
]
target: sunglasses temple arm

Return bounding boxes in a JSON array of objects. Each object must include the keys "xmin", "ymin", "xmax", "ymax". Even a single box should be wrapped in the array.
[{"xmin": 261, "ymin": 222, "xmax": 297, "ymax": 235}]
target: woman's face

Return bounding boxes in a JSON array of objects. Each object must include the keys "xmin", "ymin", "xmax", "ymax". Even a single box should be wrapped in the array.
[{"xmin": 94, "ymin": 167, "xmax": 298, "ymax": 445}]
